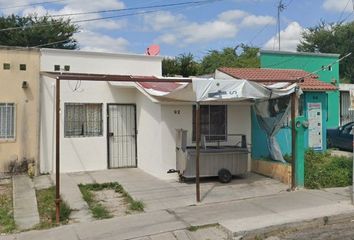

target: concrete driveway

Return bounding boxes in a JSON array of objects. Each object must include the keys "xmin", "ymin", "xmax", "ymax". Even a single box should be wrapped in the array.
[{"xmin": 66, "ymin": 169, "xmax": 288, "ymax": 211}]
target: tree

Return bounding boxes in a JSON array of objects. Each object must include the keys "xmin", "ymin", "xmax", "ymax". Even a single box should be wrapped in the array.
[
  {"xmin": 0, "ymin": 14, "xmax": 79, "ymax": 49},
  {"xmin": 199, "ymin": 44, "xmax": 260, "ymax": 74},
  {"xmin": 297, "ymin": 21, "xmax": 354, "ymax": 82},
  {"xmin": 162, "ymin": 45, "xmax": 260, "ymax": 77},
  {"xmin": 162, "ymin": 53, "xmax": 199, "ymax": 77},
  {"xmin": 162, "ymin": 57, "xmax": 179, "ymax": 77}
]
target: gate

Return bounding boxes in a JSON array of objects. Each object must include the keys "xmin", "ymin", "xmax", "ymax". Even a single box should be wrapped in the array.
[
  {"xmin": 340, "ymin": 91, "xmax": 354, "ymax": 126},
  {"xmin": 107, "ymin": 104, "xmax": 137, "ymax": 168}
]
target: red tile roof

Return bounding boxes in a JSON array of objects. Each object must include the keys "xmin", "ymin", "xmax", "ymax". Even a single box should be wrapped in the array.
[{"xmin": 218, "ymin": 67, "xmax": 337, "ymax": 91}]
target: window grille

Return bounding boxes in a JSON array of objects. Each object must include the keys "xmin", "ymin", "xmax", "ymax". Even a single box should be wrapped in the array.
[
  {"xmin": 0, "ymin": 103, "xmax": 15, "ymax": 139},
  {"xmin": 192, "ymin": 105, "xmax": 227, "ymax": 141},
  {"xmin": 64, "ymin": 103, "xmax": 103, "ymax": 137}
]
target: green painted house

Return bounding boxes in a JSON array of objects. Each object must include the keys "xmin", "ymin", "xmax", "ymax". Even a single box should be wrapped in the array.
[{"xmin": 260, "ymin": 50, "xmax": 340, "ymax": 129}]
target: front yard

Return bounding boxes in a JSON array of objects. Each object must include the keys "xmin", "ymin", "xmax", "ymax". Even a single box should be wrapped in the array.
[
  {"xmin": 305, "ymin": 150, "xmax": 352, "ymax": 189},
  {"xmin": 36, "ymin": 187, "xmax": 71, "ymax": 229},
  {"xmin": 79, "ymin": 182, "xmax": 144, "ymax": 219}
]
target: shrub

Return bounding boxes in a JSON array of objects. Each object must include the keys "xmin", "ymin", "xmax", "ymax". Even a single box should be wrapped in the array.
[{"xmin": 304, "ymin": 149, "xmax": 352, "ymax": 189}]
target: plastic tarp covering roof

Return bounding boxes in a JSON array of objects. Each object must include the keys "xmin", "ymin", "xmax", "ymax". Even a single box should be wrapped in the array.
[
  {"xmin": 192, "ymin": 78, "xmax": 296, "ymax": 102},
  {"xmin": 126, "ymin": 78, "xmax": 297, "ymax": 102}
]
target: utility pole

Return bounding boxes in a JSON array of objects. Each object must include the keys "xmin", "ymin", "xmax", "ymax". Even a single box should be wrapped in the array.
[{"xmin": 277, "ymin": 0, "xmax": 285, "ymax": 51}]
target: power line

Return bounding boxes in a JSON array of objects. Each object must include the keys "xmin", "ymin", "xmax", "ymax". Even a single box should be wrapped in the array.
[
  {"xmin": 32, "ymin": 38, "xmax": 73, "ymax": 47},
  {"xmin": 337, "ymin": 0, "xmax": 351, "ymax": 23},
  {"xmin": 0, "ymin": 0, "xmax": 66, "ymax": 10},
  {"xmin": 296, "ymin": 52, "xmax": 352, "ymax": 81},
  {"xmin": 49, "ymin": 0, "xmax": 216, "ymax": 18},
  {"xmin": 248, "ymin": 15, "xmax": 276, "ymax": 46},
  {"xmin": 0, "ymin": 0, "xmax": 221, "ymax": 32}
]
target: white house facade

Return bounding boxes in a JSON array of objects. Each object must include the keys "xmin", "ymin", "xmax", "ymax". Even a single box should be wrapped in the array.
[{"xmin": 39, "ymin": 49, "xmax": 252, "ymax": 179}]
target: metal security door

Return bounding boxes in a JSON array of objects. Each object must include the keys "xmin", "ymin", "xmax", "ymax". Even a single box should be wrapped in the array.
[{"xmin": 108, "ymin": 104, "xmax": 137, "ymax": 168}]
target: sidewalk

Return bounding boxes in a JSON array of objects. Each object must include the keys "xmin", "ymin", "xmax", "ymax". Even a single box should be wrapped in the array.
[
  {"xmin": 5, "ymin": 186, "xmax": 354, "ymax": 240},
  {"xmin": 12, "ymin": 175, "xmax": 40, "ymax": 230}
]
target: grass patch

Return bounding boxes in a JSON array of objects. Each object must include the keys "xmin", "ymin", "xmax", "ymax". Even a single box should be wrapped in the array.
[
  {"xmin": 79, "ymin": 185, "xmax": 111, "ymax": 219},
  {"xmin": 0, "ymin": 181, "xmax": 15, "ymax": 233},
  {"xmin": 36, "ymin": 187, "xmax": 72, "ymax": 229},
  {"xmin": 305, "ymin": 149, "xmax": 352, "ymax": 189},
  {"xmin": 79, "ymin": 182, "xmax": 144, "ymax": 219}
]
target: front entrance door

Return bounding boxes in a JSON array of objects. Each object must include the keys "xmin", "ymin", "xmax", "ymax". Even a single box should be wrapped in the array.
[{"xmin": 107, "ymin": 104, "xmax": 137, "ymax": 168}]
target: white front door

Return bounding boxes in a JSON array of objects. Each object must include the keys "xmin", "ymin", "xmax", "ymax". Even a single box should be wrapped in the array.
[{"xmin": 108, "ymin": 104, "xmax": 137, "ymax": 168}]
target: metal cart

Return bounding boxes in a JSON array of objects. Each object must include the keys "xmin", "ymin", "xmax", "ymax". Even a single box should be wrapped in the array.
[{"xmin": 170, "ymin": 129, "xmax": 249, "ymax": 183}]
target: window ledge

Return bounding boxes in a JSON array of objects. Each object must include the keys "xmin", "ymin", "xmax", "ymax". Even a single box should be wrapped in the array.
[{"xmin": 0, "ymin": 139, "xmax": 16, "ymax": 143}]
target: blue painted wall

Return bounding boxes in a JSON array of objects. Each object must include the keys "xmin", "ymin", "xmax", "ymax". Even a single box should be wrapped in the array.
[
  {"xmin": 251, "ymin": 92, "xmax": 327, "ymax": 159},
  {"xmin": 260, "ymin": 51, "xmax": 339, "ymax": 129}
]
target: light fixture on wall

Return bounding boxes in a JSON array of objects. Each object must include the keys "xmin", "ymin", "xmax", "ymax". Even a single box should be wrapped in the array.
[{"xmin": 22, "ymin": 81, "xmax": 29, "ymax": 89}]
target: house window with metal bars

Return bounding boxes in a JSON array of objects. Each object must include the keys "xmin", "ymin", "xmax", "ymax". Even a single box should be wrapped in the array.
[
  {"xmin": 192, "ymin": 105, "xmax": 227, "ymax": 141},
  {"xmin": 64, "ymin": 103, "xmax": 103, "ymax": 137},
  {"xmin": 0, "ymin": 103, "xmax": 15, "ymax": 140}
]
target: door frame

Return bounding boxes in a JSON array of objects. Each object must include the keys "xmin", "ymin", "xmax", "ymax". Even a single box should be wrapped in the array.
[{"xmin": 106, "ymin": 103, "xmax": 138, "ymax": 169}]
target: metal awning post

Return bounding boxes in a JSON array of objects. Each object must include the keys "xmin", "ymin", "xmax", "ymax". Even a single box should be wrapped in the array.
[
  {"xmin": 55, "ymin": 77, "xmax": 61, "ymax": 224},
  {"xmin": 291, "ymin": 91, "xmax": 297, "ymax": 190},
  {"xmin": 195, "ymin": 102, "xmax": 201, "ymax": 202}
]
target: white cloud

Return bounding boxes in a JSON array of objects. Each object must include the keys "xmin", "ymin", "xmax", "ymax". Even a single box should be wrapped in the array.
[
  {"xmin": 218, "ymin": 10, "xmax": 248, "ymax": 22},
  {"xmin": 1, "ymin": 0, "xmax": 125, "ymax": 15},
  {"xmin": 323, "ymin": 0, "xmax": 353, "ymax": 12},
  {"xmin": 143, "ymin": 11, "xmax": 184, "ymax": 31},
  {"xmin": 263, "ymin": 22, "xmax": 304, "ymax": 51},
  {"xmin": 182, "ymin": 21, "xmax": 238, "ymax": 44},
  {"xmin": 4, "ymin": 0, "xmax": 126, "ymax": 31},
  {"xmin": 241, "ymin": 15, "xmax": 276, "ymax": 27},
  {"xmin": 76, "ymin": 30, "xmax": 129, "ymax": 53},
  {"xmin": 158, "ymin": 34, "xmax": 177, "ymax": 45},
  {"xmin": 145, "ymin": 9, "xmax": 275, "ymax": 46}
]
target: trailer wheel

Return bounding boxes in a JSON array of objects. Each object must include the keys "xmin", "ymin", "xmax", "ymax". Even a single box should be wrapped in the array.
[{"xmin": 218, "ymin": 169, "xmax": 232, "ymax": 183}]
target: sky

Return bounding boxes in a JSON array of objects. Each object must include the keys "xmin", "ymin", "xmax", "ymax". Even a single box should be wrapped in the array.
[{"xmin": 0, "ymin": 0, "xmax": 353, "ymax": 59}]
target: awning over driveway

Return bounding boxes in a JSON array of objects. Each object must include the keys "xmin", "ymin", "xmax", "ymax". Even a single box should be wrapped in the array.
[
  {"xmin": 42, "ymin": 71, "xmax": 298, "ymax": 103},
  {"xmin": 113, "ymin": 77, "xmax": 297, "ymax": 103}
]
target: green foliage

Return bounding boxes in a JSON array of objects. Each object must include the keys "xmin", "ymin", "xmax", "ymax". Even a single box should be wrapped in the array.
[
  {"xmin": 297, "ymin": 21, "xmax": 354, "ymax": 82},
  {"xmin": 304, "ymin": 149, "xmax": 352, "ymax": 189},
  {"xmin": 36, "ymin": 187, "xmax": 71, "ymax": 229},
  {"xmin": 0, "ymin": 14, "xmax": 79, "ymax": 49},
  {"xmin": 162, "ymin": 53, "xmax": 199, "ymax": 77},
  {"xmin": 129, "ymin": 200, "xmax": 144, "ymax": 212},
  {"xmin": 0, "ymin": 183, "xmax": 16, "ymax": 233},
  {"xmin": 79, "ymin": 182, "xmax": 144, "ymax": 219},
  {"xmin": 78, "ymin": 184, "xmax": 112, "ymax": 219},
  {"xmin": 91, "ymin": 204, "xmax": 112, "ymax": 219},
  {"xmin": 162, "ymin": 44, "xmax": 260, "ymax": 77},
  {"xmin": 162, "ymin": 58, "xmax": 180, "ymax": 77},
  {"xmin": 199, "ymin": 44, "xmax": 260, "ymax": 74}
]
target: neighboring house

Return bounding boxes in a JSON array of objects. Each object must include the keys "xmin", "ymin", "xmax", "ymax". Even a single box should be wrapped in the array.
[
  {"xmin": 339, "ymin": 84, "xmax": 354, "ymax": 126},
  {"xmin": 260, "ymin": 50, "xmax": 340, "ymax": 129},
  {"xmin": 39, "ymin": 49, "xmax": 252, "ymax": 179},
  {"xmin": 215, "ymin": 68, "xmax": 337, "ymax": 159},
  {"xmin": 0, "ymin": 47, "xmax": 40, "ymax": 173}
]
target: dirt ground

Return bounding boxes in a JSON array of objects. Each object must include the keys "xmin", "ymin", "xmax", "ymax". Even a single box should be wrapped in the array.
[{"xmin": 93, "ymin": 189, "xmax": 129, "ymax": 217}]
